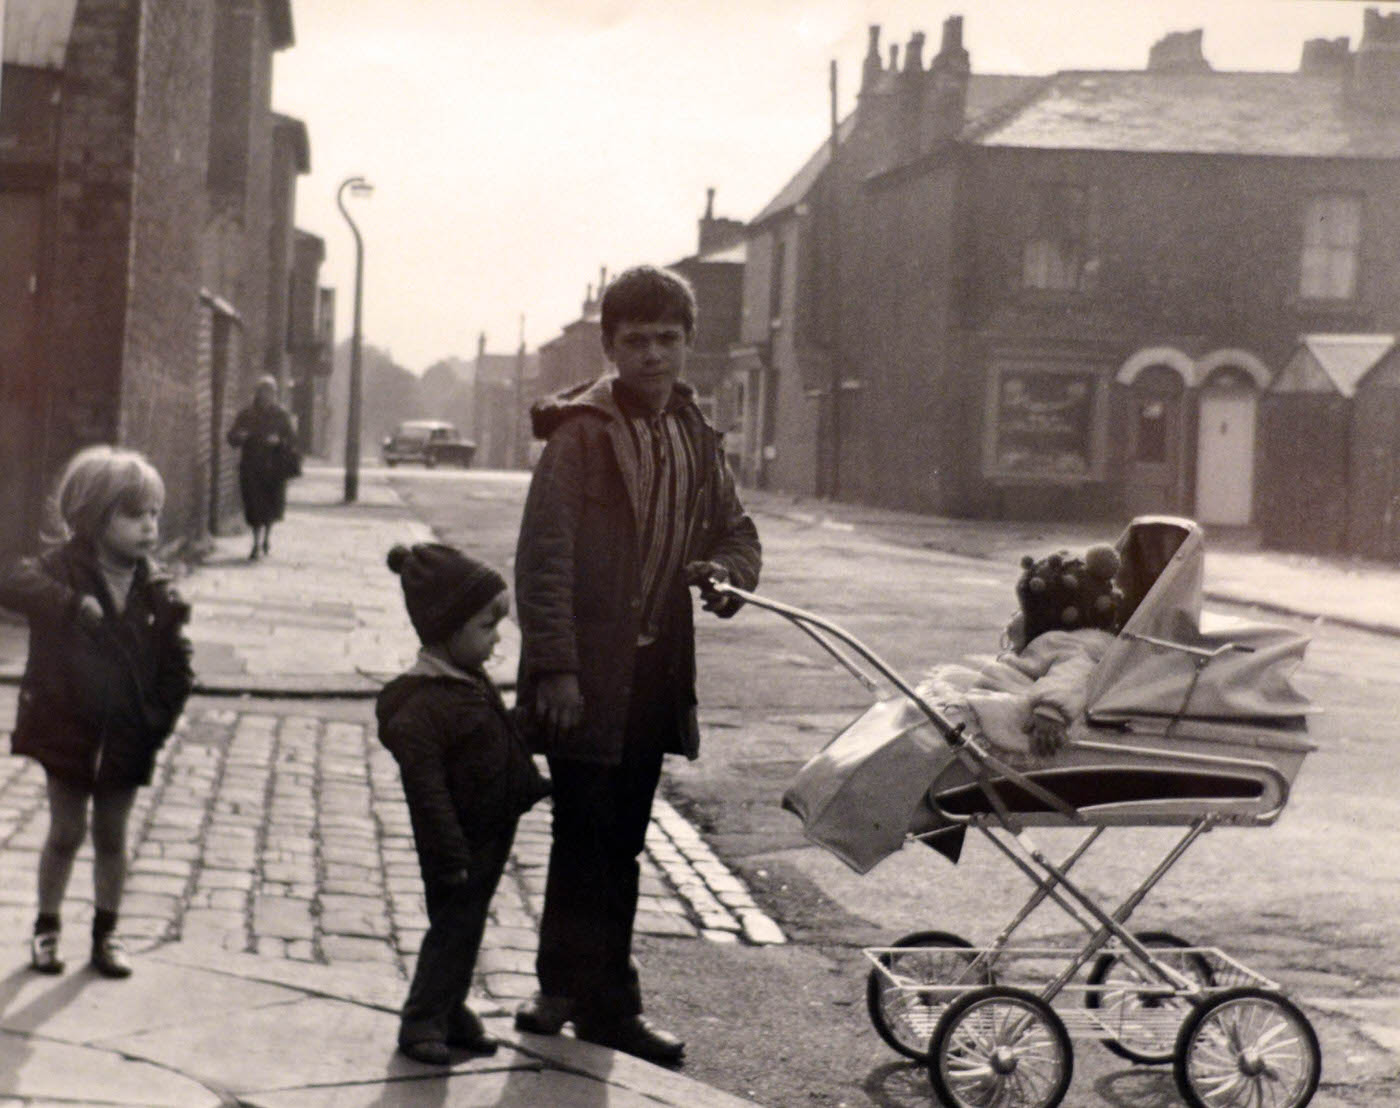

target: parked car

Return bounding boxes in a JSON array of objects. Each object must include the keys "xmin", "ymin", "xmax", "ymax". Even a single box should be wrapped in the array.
[{"xmin": 382, "ymin": 420, "xmax": 476, "ymax": 468}]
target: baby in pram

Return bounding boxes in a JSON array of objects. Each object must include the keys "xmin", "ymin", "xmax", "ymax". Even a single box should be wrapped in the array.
[{"xmin": 918, "ymin": 544, "xmax": 1124, "ymax": 760}]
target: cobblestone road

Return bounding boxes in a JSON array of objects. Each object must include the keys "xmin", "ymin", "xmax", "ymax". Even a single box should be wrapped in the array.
[{"xmin": 0, "ymin": 691, "xmax": 783, "ymax": 1010}]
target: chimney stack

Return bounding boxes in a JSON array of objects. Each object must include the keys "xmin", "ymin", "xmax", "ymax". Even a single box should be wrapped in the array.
[
  {"xmin": 861, "ymin": 25, "xmax": 882, "ymax": 95},
  {"xmin": 904, "ymin": 31, "xmax": 925, "ymax": 74},
  {"xmin": 923, "ymin": 15, "xmax": 971, "ymax": 151},
  {"xmin": 1354, "ymin": 7, "xmax": 1400, "ymax": 112},
  {"xmin": 1300, "ymin": 36, "xmax": 1351, "ymax": 76},
  {"xmin": 1147, "ymin": 28, "xmax": 1211, "ymax": 73}
]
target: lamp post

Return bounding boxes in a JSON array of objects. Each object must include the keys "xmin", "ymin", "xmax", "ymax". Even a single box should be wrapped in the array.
[{"xmin": 336, "ymin": 175, "xmax": 373, "ymax": 502}]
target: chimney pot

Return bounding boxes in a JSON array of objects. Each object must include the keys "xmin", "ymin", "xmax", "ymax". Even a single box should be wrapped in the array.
[
  {"xmin": 940, "ymin": 15, "xmax": 963, "ymax": 54},
  {"xmin": 705, "ymin": 187, "xmax": 715, "ymax": 219},
  {"xmin": 888, "ymin": 43, "xmax": 899, "ymax": 71},
  {"xmin": 905, "ymin": 31, "xmax": 925, "ymax": 73}
]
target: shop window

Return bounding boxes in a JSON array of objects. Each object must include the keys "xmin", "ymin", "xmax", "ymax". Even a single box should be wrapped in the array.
[
  {"xmin": 983, "ymin": 363, "xmax": 1104, "ymax": 480},
  {"xmin": 1299, "ymin": 193, "xmax": 1361, "ymax": 301},
  {"xmin": 1022, "ymin": 183, "xmax": 1095, "ymax": 292}
]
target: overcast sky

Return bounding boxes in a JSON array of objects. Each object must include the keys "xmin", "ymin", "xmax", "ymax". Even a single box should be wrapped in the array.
[{"xmin": 272, "ymin": 0, "xmax": 1400, "ymax": 373}]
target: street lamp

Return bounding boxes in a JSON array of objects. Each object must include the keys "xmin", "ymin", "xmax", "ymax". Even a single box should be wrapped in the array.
[{"xmin": 336, "ymin": 175, "xmax": 373, "ymax": 502}]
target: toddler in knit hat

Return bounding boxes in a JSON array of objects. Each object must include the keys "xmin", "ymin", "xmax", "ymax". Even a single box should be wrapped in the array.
[{"xmin": 377, "ymin": 542, "xmax": 549, "ymax": 1066}]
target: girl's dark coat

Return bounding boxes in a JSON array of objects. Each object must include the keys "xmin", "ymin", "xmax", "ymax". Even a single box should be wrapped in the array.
[
  {"xmin": 0, "ymin": 540, "xmax": 194, "ymax": 790},
  {"xmin": 376, "ymin": 667, "xmax": 549, "ymax": 881}
]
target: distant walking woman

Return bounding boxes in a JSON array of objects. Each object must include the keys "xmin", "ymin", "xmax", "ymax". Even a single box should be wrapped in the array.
[{"xmin": 227, "ymin": 376, "xmax": 299, "ymax": 560}]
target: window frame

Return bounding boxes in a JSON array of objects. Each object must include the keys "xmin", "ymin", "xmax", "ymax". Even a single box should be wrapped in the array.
[
  {"xmin": 1298, "ymin": 191, "xmax": 1363, "ymax": 303},
  {"xmin": 1020, "ymin": 181, "xmax": 1097, "ymax": 294}
]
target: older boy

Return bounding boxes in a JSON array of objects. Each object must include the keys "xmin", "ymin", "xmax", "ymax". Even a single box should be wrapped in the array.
[{"xmin": 513, "ymin": 266, "xmax": 761, "ymax": 1063}]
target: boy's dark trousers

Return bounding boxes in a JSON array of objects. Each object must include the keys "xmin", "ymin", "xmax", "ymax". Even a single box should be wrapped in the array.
[
  {"xmin": 535, "ymin": 641, "xmax": 672, "ymax": 1025},
  {"xmin": 399, "ymin": 825, "xmax": 515, "ymax": 1046}
]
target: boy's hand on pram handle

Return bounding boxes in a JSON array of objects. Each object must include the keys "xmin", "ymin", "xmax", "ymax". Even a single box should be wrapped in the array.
[
  {"xmin": 1028, "ymin": 707, "xmax": 1069, "ymax": 758},
  {"xmin": 685, "ymin": 560, "xmax": 745, "ymax": 618}
]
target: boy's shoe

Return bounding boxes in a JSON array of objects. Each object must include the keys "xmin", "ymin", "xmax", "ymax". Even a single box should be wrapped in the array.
[
  {"xmin": 398, "ymin": 1039, "xmax": 452, "ymax": 1066},
  {"xmin": 574, "ymin": 1015, "xmax": 685, "ymax": 1065},
  {"xmin": 31, "ymin": 931, "xmax": 63, "ymax": 974},
  {"xmin": 446, "ymin": 1008, "xmax": 498, "ymax": 1055},
  {"xmin": 514, "ymin": 992, "xmax": 574, "ymax": 1034},
  {"xmin": 91, "ymin": 935, "xmax": 132, "ymax": 978}
]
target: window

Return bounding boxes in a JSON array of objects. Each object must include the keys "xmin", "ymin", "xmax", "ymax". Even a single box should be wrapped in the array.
[
  {"xmin": 1299, "ymin": 193, "xmax": 1361, "ymax": 300},
  {"xmin": 769, "ymin": 239, "xmax": 786, "ymax": 326},
  {"xmin": 983, "ymin": 363, "xmax": 1104, "ymax": 480},
  {"xmin": 1022, "ymin": 184, "xmax": 1094, "ymax": 291}
]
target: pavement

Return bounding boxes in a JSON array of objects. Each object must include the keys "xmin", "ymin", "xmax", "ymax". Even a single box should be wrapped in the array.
[
  {"xmin": 0, "ymin": 467, "xmax": 776, "ymax": 1107},
  {"xmin": 0, "ymin": 464, "xmax": 1396, "ymax": 1107}
]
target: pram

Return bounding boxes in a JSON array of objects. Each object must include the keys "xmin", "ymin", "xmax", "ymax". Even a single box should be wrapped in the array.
[{"xmin": 698, "ymin": 516, "xmax": 1320, "ymax": 1108}]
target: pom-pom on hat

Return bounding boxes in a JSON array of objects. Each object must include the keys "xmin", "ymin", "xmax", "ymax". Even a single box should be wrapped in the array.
[
  {"xmin": 1016, "ymin": 543, "xmax": 1124, "ymax": 644},
  {"xmin": 387, "ymin": 542, "xmax": 507, "ymax": 645}
]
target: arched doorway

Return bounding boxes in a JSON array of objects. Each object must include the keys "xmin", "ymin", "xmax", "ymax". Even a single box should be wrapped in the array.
[
  {"xmin": 1116, "ymin": 347, "xmax": 1193, "ymax": 516},
  {"xmin": 1194, "ymin": 365, "xmax": 1260, "ymax": 526}
]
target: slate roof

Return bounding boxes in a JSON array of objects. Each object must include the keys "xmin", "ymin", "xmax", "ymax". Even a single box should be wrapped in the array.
[
  {"xmin": 973, "ymin": 71, "xmax": 1400, "ymax": 159},
  {"xmin": 750, "ymin": 73, "xmax": 1043, "ymax": 227}
]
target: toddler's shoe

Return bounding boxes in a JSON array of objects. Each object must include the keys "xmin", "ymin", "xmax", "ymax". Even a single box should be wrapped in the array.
[
  {"xmin": 31, "ymin": 931, "xmax": 63, "ymax": 975},
  {"xmin": 91, "ymin": 934, "xmax": 132, "ymax": 978},
  {"xmin": 398, "ymin": 1039, "xmax": 451, "ymax": 1066}
]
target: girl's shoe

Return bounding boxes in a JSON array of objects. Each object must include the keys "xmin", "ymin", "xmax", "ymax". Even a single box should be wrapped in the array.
[
  {"xmin": 31, "ymin": 931, "xmax": 64, "ymax": 974},
  {"xmin": 91, "ymin": 935, "xmax": 132, "ymax": 978}
]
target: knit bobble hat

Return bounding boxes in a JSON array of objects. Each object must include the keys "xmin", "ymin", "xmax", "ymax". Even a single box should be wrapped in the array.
[
  {"xmin": 1016, "ymin": 543, "xmax": 1124, "ymax": 644},
  {"xmin": 387, "ymin": 542, "xmax": 507, "ymax": 645}
]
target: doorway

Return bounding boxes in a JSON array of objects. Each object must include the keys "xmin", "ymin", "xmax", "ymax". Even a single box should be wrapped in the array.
[
  {"xmin": 1194, "ymin": 371, "xmax": 1258, "ymax": 526},
  {"xmin": 0, "ymin": 191, "xmax": 47, "ymax": 557}
]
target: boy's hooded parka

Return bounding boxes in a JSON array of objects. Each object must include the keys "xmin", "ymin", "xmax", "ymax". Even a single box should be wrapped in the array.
[
  {"xmin": 0, "ymin": 540, "xmax": 194, "ymax": 790},
  {"xmin": 514, "ymin": 376, "xmax": 761, "ymax": 765},
  {"xmin": 376, "ymin": 659, "xmax": 549, "ymax": 881}
]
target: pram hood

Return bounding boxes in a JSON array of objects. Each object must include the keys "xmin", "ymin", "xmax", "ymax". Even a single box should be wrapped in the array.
[{"xmin": 1085, "ymin": 517, "xmax": 1310, "ymax": 724}]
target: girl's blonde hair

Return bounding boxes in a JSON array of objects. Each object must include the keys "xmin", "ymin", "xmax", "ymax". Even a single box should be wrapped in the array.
[{"xmin": 47, "ymin": 445, "xmax": 165, "ymax": 545}]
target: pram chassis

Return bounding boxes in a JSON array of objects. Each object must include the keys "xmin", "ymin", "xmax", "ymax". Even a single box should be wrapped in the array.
[{"xmin": 701, "ymin": 578, "xmax": 1321, "ymax": 1108}]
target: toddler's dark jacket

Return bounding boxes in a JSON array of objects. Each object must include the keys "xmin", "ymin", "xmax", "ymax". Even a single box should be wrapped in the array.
[
  {"xmin": 0, "ymin": 539, "xmax": 194, "ymax": 790},
  {"xmin": 376, "ymin": 654, "xmax": 550, "ymax": 881}
]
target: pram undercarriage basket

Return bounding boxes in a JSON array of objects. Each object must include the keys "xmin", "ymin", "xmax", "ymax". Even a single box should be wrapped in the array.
[{"xmin": 698, "ymin": 516, "xmax": 1319, "ymax": 1108}]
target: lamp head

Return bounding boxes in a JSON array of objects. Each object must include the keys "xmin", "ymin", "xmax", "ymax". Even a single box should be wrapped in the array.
[{"xmin": 348, "ymin": 177, "xmax": 374, "ymax": 197}]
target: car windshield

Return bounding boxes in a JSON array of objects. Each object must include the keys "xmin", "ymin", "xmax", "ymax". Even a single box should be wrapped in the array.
[{"xmin": 396, "ymin": 424, "xmax": 437, "ymax": 441}]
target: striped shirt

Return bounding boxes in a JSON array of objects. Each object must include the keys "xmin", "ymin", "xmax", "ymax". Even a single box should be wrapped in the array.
[{"xmin": 617, "ymin": 385, "xmax": 705, "ymax": 644}]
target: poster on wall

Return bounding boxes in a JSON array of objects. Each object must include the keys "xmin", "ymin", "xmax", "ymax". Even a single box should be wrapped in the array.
[{"xmin": 989, "ymin": 367, "xmax": 1097, "ymax": 477}]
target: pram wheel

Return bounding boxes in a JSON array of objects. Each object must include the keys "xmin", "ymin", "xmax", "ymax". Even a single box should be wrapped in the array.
[
  {"xmin": 1174, "ymin": 987, "xmax": 1320, "ymax": 1108},
  {"xmin": 1086, "ymin": 929, "xmax": 1214, "ymax": 1064},
  {"xmin": 866, "ymin": 930, "xmax": 989, "ymax": 1060},
  {"xmin": 928, "ymin": 986, "xmax": 1072, "ymax": 1108}
]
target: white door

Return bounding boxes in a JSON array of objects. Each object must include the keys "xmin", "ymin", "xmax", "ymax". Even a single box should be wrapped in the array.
[{"xmin": 1194, "ymin": 388, "xmax": 1257, "ymax": 526}]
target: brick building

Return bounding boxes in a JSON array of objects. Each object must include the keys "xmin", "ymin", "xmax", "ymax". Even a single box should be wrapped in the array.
[
  {"xmin": 735, "ymin": 10, "xmax": 1400, "ymax": 555},
  {"xmin": 472, "ymin": 333, "xmax": 538, "ymax": 470},
  {"xmin": 0, "ymin": 0, "xmax": 323, "ymax": 560}
]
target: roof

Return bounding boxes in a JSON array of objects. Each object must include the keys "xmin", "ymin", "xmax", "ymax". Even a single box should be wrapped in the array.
[
  {"xmin": 749, "ymin": 73, "xmax": 1045, "ymax": 228},
  {"xmin": 973, "ymin": 70, "xmax": 1400, "ymax": 159},
  {"xmin": 698, "ymin": 241, "xmax": 746, "ymax": 264},
  {"xmin": 265, "ymin": 0, "xmax": 294, "ymax": 50},
  {"xmin": 1277, "ymin": 334, "xmax": 1396, "ymax": 396},
  {"xmin": 751, "ymin": 112, "xmax": 857, "ymax": 226}
]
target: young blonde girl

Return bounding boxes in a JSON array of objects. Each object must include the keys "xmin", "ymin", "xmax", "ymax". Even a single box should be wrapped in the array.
[{"xmin": 0, "ymin": 446, "xmax": 193, "ymax": 977}]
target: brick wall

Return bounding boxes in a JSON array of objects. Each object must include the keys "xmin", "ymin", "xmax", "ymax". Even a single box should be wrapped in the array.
[{"xmin": 120, "ymin": 0, "xmax": 216, "ymax": 548}]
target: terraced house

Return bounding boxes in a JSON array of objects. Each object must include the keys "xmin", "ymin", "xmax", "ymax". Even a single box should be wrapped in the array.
[
  {"xmin": 732, "ymin": 9, "xmax": 1400, "ymax": 557},
  {"xmin": 0, "ymin": 0, "xmax": 328, "ymax": 560}
]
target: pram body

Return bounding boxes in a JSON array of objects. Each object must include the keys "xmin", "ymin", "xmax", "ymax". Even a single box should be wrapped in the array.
[{"xmin": 699, "ymin": 516, "xmax": 1321, "ymax": 1108}]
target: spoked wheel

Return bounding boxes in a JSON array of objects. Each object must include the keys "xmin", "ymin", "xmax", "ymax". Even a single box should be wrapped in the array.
[
  {"xmin": 1086, "ymin": 929, "xmax": 1214, "ymax": 1064},
  {"xmin": 1174, "ymin": 987, "xmax": 1321, "ymax": 1108},
  {"xmin": 866, "ymin": 930, "xmax": 990, "ymax": 1060},
  {"xmin": 929, "ymin": 986, "xmax": 1073, "ymax": 1108}
]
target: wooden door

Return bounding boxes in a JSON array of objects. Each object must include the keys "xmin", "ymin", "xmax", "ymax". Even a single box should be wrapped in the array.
[{"xmin": 1195, "ymin": 385, "xmax": 1258, "ymax": 526}]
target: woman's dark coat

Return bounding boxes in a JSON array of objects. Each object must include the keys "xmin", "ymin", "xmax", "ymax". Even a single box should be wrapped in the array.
[
  {"xmin": 0, "ymin": 540, "xmax": 194, "ymax": 790},
  {"xmin": 227, "ymin": 401, "xmax": 297, "ymax": 526},
  {"xmin": 376, "ymin": 664, "xmax": 550, "ymax": 881},
  {"xmin": 513, "ymin": 376, "xmax": 761, "ymax": 765}
]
